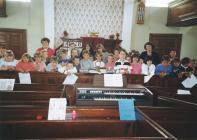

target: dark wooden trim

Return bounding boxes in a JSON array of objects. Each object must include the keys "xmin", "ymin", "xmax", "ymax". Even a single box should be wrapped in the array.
[
  {"xmin": 0, "ymin": 0, "xmax": 6, "ymax": 17},
  {"xmin": 0, "ymin": 28, "xmax": 27, "ymax": 59},
  {"xmin": 149, "ymin": 33, "xmax": 182, "ymax": 58},
  {"xmin": 167, "ymin": 0, "xmax": 197, "ymax": 26}
]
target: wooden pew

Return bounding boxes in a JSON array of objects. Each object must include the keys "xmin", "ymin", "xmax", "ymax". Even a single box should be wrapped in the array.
[
  {"xmin": 0, "ymin": 71, "xmax": 145, "ymax": 84},
  {"xmin": 0, "ymin": 83, "xmax": 66, "ymax": 106},
  {"xmin": 138, "ymin": 106, "xmax": 197, "ymax": 140},
  {"xmin": 13, "ymin": 83, "xmax": 64, "ymax": 91},
  {"xmin": 0, "ymin": 72, "xmax": 196, "ymax": 108},
  {"xmin": 0, "ymin": 91, "xmax": 61, "ymax": 106},
  {"xmin": 0, "ymin": 70, "xmax": 195, "ymax": 87},
  {"xmin": 145, "ymin": 75, "xmax": 197, "ymax": 106},
  {"xmin": 0, "ymin": 106, "xmax": 175, "ymax": 140},
  {"xmin": 145, "ymin": 76, "xmax": 182, "ymax": 87},
  {"xmin": 147, "ymin": 86, "xmax": 197, "ymax": 106}
]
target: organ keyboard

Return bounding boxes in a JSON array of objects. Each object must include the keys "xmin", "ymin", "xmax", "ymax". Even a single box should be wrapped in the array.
[{"xmin": 76, "ymin": 84, "xmax": 156, "ymax": 106}]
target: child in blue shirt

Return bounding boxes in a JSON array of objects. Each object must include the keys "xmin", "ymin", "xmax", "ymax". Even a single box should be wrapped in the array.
[{"xmin": 155, "ymin": 55, "xmax": 172, "ymax": 76}]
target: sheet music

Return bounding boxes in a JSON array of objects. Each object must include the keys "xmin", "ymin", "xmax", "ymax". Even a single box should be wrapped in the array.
[
  {"xmin": 63, "ymin": 74, "xmax": 78, "ymax": 85},
  {"xmin": 89, "ymin": 69, "xmax": 106, "ymax": 74},
  {"xmin": 88, "ymin": 69, "xmax": 100, "ymax": 74},
  {"xmin": 182, "ymin": 74, "xmax": 197, "ymax": 88},
  {"xmin": 144, "ymin": 75, "xmax": 153, "ymax": 83},
  {"xmin": 18, "ymin": 73, "xmax": 31, "ymax": 84},
  {"xmin": 0, "ymin": 79, "xmax": 15, "ymax": 91},
  {"xmin": 104, "ymin": 74, "xmax": 123, "ymax": 87},
  {"xmin": 177, "ymin": 89, "xmax": 191, "ymax": 95},
  {"xmin": 99, "ymin": 69, "xmax": 106, "ymax": 74},
  {"xmin": 48, "ymin": 98, "xmax": 67, "ymax": 120}
]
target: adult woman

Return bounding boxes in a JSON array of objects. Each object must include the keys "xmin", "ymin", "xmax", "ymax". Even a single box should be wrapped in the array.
[{"xmin": 140, "ymin": 42, "xmax": 160, "ymax": 65}]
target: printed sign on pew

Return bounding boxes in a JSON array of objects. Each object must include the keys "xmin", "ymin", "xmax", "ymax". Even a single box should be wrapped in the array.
[
  {"xmin": 48, "ymin": 98, "xmax": 67, "ymax": 120},
  {"xmin": 18, "ymin": 73, "xmax": 31, "ymax": 84},
  {"xmin": 0, "ymin": 79, "xmax": 15, "ymax": 91}
]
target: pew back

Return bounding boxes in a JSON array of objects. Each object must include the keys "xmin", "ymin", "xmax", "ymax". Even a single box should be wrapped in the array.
[
  {"xmin": 139, "ymin": 106, "xmax": 197, "ymax": 139},
  {"xmin": 0, "ymin": 106, "xmax": 175, "ymax": 140}
]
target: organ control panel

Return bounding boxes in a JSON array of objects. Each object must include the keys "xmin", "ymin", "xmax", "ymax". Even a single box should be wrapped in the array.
[{"xmin": 75, "ymin": 84, "xmax": 156, "ymax": 106}]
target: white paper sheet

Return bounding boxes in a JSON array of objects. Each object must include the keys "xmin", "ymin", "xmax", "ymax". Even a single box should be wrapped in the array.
[
  {"xmin": 48, "ymin": 98, "xmax": 67, "ymax": 120},
  {"xmin": 144, "ymin": 75, "xmax": 153, "ymax": 83},
  {"xmin": 181, "ymin": 74, "xmax": 197, "ymax": 88},
  {"xmin": 18, "ymin": 73, "xmax": 31, "ymax": 84},
  {"xmin": 104, "ymin": 74, "xmax": 123, "ymax": 87},
  {"xmin": 177, "ymin": 89, "xmax": 191, "ymax": 95},
  {"xmin": 0, "ymin": 79, "xmax": 15, "ymax": 91},
  {"xmin": 63, "ymin": 74, "xmax": 78, "ymax": 85}
]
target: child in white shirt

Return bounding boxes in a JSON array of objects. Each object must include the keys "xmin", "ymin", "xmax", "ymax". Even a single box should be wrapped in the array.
[
  {"xmin": 93, "ymin": 53, "xmax": 105, "ymax": 68},
  {"xmin": 141, "ymin": 56, "xmax": 155, "ymax": 76},
  {"xmin": 59, "ymin": 60, "xmax": 77, "ymax": 74},
  {"xmin": 0, "ymin": 50, "xmax": 18, "ymax": 71},
  {"xmin": 114, "ymin": 50, "xmax": 131, "ymax": 74}
]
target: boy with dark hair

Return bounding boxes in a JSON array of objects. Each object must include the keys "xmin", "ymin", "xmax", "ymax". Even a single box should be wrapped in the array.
[
  {"xmin": 155, "ymin": 55, "xmax": 172, "ymax": 76},
  {"xmin": 72, "ymin": 56, "xmax": 81, "ymax": 72},
  {"xmin": 178, "ymin": 57, "xmax": 193, "ymax": 77}
]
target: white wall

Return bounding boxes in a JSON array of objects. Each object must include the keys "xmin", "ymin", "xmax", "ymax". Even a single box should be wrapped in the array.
[
  {"xmin": 0, "ymin": 1, "xmax": 196, "ymax": 59},
  {"xmin": 121, "ymin": 0, "xmax": 134, "ymax": 51},
  {"xmin": 131, "ymin": 4, "xmax": 197, "ymax": 59},
  {"xmin": 44, "ymin": 0, "xmax": 54, "ymax": 49},
  {"xmin": 0, "ymin": 0, "xmax": 44, "ymax": 56},
  {"xmin": 179, "ymin": 26, "xmax": 197, "ymax": 59}
]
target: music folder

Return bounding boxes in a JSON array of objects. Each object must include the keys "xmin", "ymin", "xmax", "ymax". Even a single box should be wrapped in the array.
[{"xmin": 118, "ymin": 99, "xmax": 136, "ymax": 121}]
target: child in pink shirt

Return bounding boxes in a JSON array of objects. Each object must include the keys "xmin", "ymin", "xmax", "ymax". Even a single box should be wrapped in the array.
[
  {"xmin": 34, "ymin": 52, "xmax": 46, "ymax": 72},
  {"xmin": 105, "ymin": 54, "xmax": 115, "ymax": 71},
  {"xmin": 16, "ymin": 53, "xmax": 35, "ymax": 72},
  {"xmin": 131, "ymin": 54, "xmax": 141, "ymax": 74}
]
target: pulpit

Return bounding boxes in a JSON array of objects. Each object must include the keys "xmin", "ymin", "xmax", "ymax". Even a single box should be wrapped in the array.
[
  {"xmin": 56, "ymin": 37, "xmax": 122, "ymax": 54},
  {"xmin": 82, "ymin": 37, "xmax": 122, "ymax": 53}
]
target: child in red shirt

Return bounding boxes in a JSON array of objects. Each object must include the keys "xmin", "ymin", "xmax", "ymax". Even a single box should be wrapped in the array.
[{"xmin": 16, "ymin": 53, "xmax": 35, "ymax": 72}]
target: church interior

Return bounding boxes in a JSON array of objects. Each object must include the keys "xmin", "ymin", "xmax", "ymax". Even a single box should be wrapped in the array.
[{"xmin": 0, "ymin": 0, "xmax": 197, "ymax": 139}]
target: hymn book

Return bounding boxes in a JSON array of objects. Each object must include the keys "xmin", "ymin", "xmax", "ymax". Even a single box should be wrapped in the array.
[{"xmin": 182, "ymin": 74, "xmax": 197, "ymax": 88}]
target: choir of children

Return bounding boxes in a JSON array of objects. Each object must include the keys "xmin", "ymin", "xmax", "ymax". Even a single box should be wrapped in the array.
[{"xmin": 0, "ymin": 37, "xmax": 196, "ymax": 78}]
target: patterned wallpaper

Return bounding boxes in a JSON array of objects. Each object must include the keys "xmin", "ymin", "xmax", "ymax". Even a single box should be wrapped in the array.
[{"xmin": 54, "ymin": 0, "xmax": 124, "ymax": 47}]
